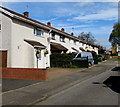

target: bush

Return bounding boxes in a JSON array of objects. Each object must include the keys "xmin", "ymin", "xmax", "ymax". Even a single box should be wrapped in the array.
[
  {"xmin": 50, "ymin": 53, "xmax": 89, "ymax": 68},
  {"xmin": 111, "ymin": 53, "xmax": 118, "ymax": 56},
  {"xmin": 72, "ymin": 59, "xmax": 89, "ymax": 68},
  {"xmin": 98, "ymin": 57, "xmax": 103, "ymax": 62},
  {"xmin": 50, "ymin": 53, "xmax": 74, "ymax": 68}
]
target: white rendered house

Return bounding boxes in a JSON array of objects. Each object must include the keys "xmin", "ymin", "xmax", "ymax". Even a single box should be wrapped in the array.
[{"xmin": 0, "ymin": 7, "xmax": 98, "ymax": 69}]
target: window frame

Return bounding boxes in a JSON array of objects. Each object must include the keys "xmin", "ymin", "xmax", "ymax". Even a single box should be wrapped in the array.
[
  {"xmin": 51, "ymin": 32, "xmax": 56, "ymax": 40},
  {"xmin": 60, "ymin": 35, "xmax": 65, "ymax": 42},
  {"xmin": 34, "ymin": 27, "xmax": 44, "ymax": 37}
]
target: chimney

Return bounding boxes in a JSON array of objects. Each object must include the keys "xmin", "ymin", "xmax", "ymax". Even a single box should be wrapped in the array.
[
  {"xmin": 71, "ymin": 33, "xmax": 74, "ymax": 36},
  {"xmin": 47, "ymin": 22, "xmax": 51, "ymax": 26},
  {"xmin": 78, "ymin": 36, "xmax": 81, "ymax": 39},
  {"xmin": 23, "ymin": 12, "xmax": 29, "ymax": 17},
  {"xmin": 61, "ymin": 28, "xmax": 65, "ymax": 32}
]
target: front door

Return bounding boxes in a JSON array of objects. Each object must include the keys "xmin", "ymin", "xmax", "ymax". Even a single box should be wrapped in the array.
[{"xmin": 0, "ymin": 50, "xmax": 7, "ymax": 67}]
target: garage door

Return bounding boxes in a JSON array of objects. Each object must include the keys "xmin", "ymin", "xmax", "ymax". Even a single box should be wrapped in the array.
[{"xmin": 0, "ymin": 50, "xmax": 7, "ymax": 67}]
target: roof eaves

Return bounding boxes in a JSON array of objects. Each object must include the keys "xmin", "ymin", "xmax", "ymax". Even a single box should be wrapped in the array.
[
  {"xmin": 0, "ymin": 8, "xmax": 14, "ymax": 17},
  {"xmin": 1, "ymin": 6, "xmax": 85, "ymax": 43},
  {"xmin": 14, "ymin": 15, "xmax": 51, "ymax": 30}
]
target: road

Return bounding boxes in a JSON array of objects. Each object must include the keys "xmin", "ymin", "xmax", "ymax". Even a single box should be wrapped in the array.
[{"xmin": 36, "ymin": 70, "xmax": 119, "ymax": 105}]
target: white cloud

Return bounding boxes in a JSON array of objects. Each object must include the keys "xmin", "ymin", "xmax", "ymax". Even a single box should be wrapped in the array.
[
  {"xmin": 45, "ymin": 17, "xmax": 60, "ymax": 22},
  {"xmin": 62, "ymin": 25, "xmax": 90, "ymax": 28},
  {"xmin": 73, "ymin": 8, "xmax": 118, "ymax": 21}
]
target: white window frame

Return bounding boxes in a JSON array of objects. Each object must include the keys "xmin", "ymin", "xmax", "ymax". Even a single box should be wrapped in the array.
[
  {"xmin": 34, "ymin": 27, "xmax": 44, "ymax": 37},
  {"xmin": 60, "ymin": 35, "xmax": 65, "ymax": 42}
]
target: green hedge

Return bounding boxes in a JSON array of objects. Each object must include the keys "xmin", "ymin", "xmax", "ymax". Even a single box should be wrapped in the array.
[
  {"xmin": 50, "ymin": 53, "xmax": 89, "ymax": 68},
  {"xmin": 72, "ymin": 59, "xmax": 89, "ymax": 68},
  {"xmin": 98, "ymin": 57, "xmax": 103, "ymax": 62}
]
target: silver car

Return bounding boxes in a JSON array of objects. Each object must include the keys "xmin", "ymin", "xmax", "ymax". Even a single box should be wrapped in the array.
[{"xmin": 73, "ymin": 52, "xmax": 94, "ymax": 65}]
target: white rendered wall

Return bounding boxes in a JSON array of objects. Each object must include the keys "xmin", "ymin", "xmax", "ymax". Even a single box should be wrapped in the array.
[
  {"xmin": 10, "ymin": 18, "xmax": 50, "ymax": 68},
  {"xmin": 1, "ymin": 13, "xmax": 12, "ymax": 67}
]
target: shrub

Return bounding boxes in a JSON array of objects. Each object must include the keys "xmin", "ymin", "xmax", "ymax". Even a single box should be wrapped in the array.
[
  {"xmin": 98, "ymin": 57, "xmax": 103, "ymax": 62},
  {"xmin": 50, "ymin": 53, "xmax": 89, "ymax": 68},
  {"xmin": 72, "ymin": 59, "xmax": 89, "ymax": 68},
  {"xmin": 50, "ymin": 53, "xmax": 74, "ymax": 68}
]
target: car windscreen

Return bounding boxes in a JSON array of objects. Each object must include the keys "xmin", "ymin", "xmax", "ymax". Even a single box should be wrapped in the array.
[{"xmin": 76, "ymin": 53, "xmax": 81, "ymax": 58}]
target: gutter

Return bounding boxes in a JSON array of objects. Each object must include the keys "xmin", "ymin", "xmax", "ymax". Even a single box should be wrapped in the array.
[
  {"xmin": 13, "ymin": 15, "xmax": 79, "ymax": 41},
  {"xmin": 13, "ymin": 15, "xmax": 51, "ymax": 30},
  {"xmin": 1, "ymin": 7, "xmax": 98, "ymax": 48}
]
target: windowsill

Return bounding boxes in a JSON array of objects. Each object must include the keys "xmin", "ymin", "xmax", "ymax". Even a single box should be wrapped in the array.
[
  {"xmin": 34, "ymin": 34, "xmax": 45, "ymax": 38},
  {"xmin": 51, "ymin": 38, "xmax": 56, "ymax": 40},
  {"xmin": 60, "ymin": 41, "xmax": 65, "ymax": 43}
]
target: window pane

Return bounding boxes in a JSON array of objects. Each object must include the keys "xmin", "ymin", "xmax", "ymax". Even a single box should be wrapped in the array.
[{"xmin": 77, "ymin": 54, "xmax": 81, "ymax": 58}]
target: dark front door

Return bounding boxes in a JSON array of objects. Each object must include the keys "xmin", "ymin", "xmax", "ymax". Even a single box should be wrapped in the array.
[{"xmin": 0, "ymin": 50, "xmax": 7, "ymax": 67}]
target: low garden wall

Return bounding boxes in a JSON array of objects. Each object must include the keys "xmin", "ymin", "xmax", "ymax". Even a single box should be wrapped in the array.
[{"xmin": 0, "ymin": 67, "xmax": 47, "ymax": 80}]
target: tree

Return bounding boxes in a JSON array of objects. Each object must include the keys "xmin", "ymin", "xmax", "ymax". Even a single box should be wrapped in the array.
[
  {"xmin": 78, "ymin": 32, "xmax": 96, "ymax": 44},
  {"xmin": 109, "ymin": 23, "xmax": 120, "ymax": 46}
]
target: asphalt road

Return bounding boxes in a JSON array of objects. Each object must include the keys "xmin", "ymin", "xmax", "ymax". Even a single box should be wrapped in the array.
[{"xmin": 36, "ymin": 70, "xmax": 120, "ymax": 105}]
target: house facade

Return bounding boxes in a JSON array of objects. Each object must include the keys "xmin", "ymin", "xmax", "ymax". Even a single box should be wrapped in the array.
[{"xmin": 0, "ymin": 7, "xmax": 98, "ymax": 69}]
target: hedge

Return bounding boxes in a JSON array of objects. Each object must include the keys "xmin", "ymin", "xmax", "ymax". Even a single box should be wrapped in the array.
[{"xmin": 50, "ymin": 53, "xmax": 89, "ymax": 68}]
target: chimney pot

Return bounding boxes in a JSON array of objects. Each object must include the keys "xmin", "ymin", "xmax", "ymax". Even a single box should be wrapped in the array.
[
  {"xmin": 47, "ymin": 22, "xmax": 51, "ymax": 26},
  {"xmin": 61, "ymin": 28, "xmax": 65, "ymax": 32},
  {"xmin": 78, "ymin": 36, "xmax": 81, "ymax": 39},
  {"xmin": 71, "ymin": 33, "xmax": 74, "ymax": 36},
  {"xmin": 23, "ymin": 12, "xmax": 29, "ymax": 17}
]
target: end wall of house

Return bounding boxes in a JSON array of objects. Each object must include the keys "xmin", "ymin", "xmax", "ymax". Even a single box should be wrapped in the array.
[
  {"xmin": 10, "ymin": 18, "xmax": 50, "ymax": 68},
  {"xmin": 1, "ymin": 13, "xmax": 12, "ymax": 67}
]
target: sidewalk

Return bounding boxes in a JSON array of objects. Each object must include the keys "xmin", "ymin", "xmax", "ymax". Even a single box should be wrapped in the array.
[
  {"xmin": 2, "ymin": 58, "xmax": 118, "ymax": 105},
  {"xmin": 47, "ymin": 68, "xmax": 86, "ymax": 80}
]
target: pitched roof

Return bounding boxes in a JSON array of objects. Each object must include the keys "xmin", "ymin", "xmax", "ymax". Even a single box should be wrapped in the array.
[
  {"xmin": 1, "ymin": 6, "xmax": 78, "ymax": 40},
  {"xmin": 1, "ymin": 6, "xmax": 98, "ymax": 48}
]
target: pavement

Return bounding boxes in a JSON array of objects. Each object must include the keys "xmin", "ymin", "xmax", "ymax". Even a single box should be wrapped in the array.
[{"xmin": 2, "ymin": 58, "xmax": 119, "ymax": 105}]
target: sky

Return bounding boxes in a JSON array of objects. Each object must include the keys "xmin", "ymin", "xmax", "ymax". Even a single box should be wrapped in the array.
[{"xmin": 2, "ymin": 1, "xmax": 119, "ymax": 49}]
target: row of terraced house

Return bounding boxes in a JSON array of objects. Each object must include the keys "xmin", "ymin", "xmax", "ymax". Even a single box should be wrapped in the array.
[{"xmin": 0, "ymin": 7, "xmax": 99, "ymax": 69}]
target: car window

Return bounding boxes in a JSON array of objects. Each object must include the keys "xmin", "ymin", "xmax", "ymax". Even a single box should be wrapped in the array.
[{"xmin": 77, "ymin": 53, "xmax": 81, "ymax": 58}]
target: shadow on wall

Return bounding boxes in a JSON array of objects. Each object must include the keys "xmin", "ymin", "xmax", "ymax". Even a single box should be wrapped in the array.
[{"xmin": 103, "ymin": 76, "xmax": 120, "ymax": 93}]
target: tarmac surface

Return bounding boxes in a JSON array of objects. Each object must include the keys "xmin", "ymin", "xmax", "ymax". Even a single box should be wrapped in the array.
[
  {"xmin": 2, "ymin": 58, "xmax": 119, "ymax": 105},
  {"xmin": 37, "ymin": 70, "xmax": 119, "ymax": 105}
]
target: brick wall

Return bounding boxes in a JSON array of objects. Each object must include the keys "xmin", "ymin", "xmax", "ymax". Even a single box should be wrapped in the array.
[{"xmin": 0, "ymin": 68, "xmax": 47, "ymax": 80}]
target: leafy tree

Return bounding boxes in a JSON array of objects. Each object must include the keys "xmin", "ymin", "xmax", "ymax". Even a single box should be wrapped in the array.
[
  {"xmin": 109, "ymin": 23, "xmax": 120, "ymax": 46},
  {"xmin": 78, "ymin": 32, "xmax": 96, "ymax": 44}
]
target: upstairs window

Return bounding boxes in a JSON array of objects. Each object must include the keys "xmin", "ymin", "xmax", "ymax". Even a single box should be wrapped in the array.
[
  {"xmin": 51, "ymin": 32, "xmax": 55, "ymax": 40},
  {"xmin": 69, "ymin": 38, "xmax": 71, "ymax": 42},
  {"xmin": 82, "ymin": 43, "xmax": 84, "ymax": 46},
  {"xmin": 34, "ymin": 27, "xmax": 44, "ymax": 36},
  {"xmin": 60, "ymin": 35, "xmax": 65, "ymax": 42},
  {"xmin": 74, "ymin": 40, "xmax": 76, "ymax": 45}
]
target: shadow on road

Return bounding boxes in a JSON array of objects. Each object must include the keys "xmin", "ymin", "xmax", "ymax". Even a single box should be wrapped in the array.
[
  {"xmin": 111, "ymin": 66, "xmax": 120, "ymax": 71},
  {"xmin": 103, "ymin": 76, "xmax": 120, "ymax": 93},
  {"xmin": 2, "ymin": 79, "xmax": 43, "ymax": 92}
]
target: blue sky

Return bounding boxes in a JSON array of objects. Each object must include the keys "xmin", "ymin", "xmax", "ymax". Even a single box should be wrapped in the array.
[{"xmin": 2, "ymin": 2, "xmax": 118, "ymax": 49}]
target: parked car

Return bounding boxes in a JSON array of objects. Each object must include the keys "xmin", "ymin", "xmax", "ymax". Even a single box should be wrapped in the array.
[{"xmin": 73, "ymin": 52, "xmax": 94, "ymax": 65}]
